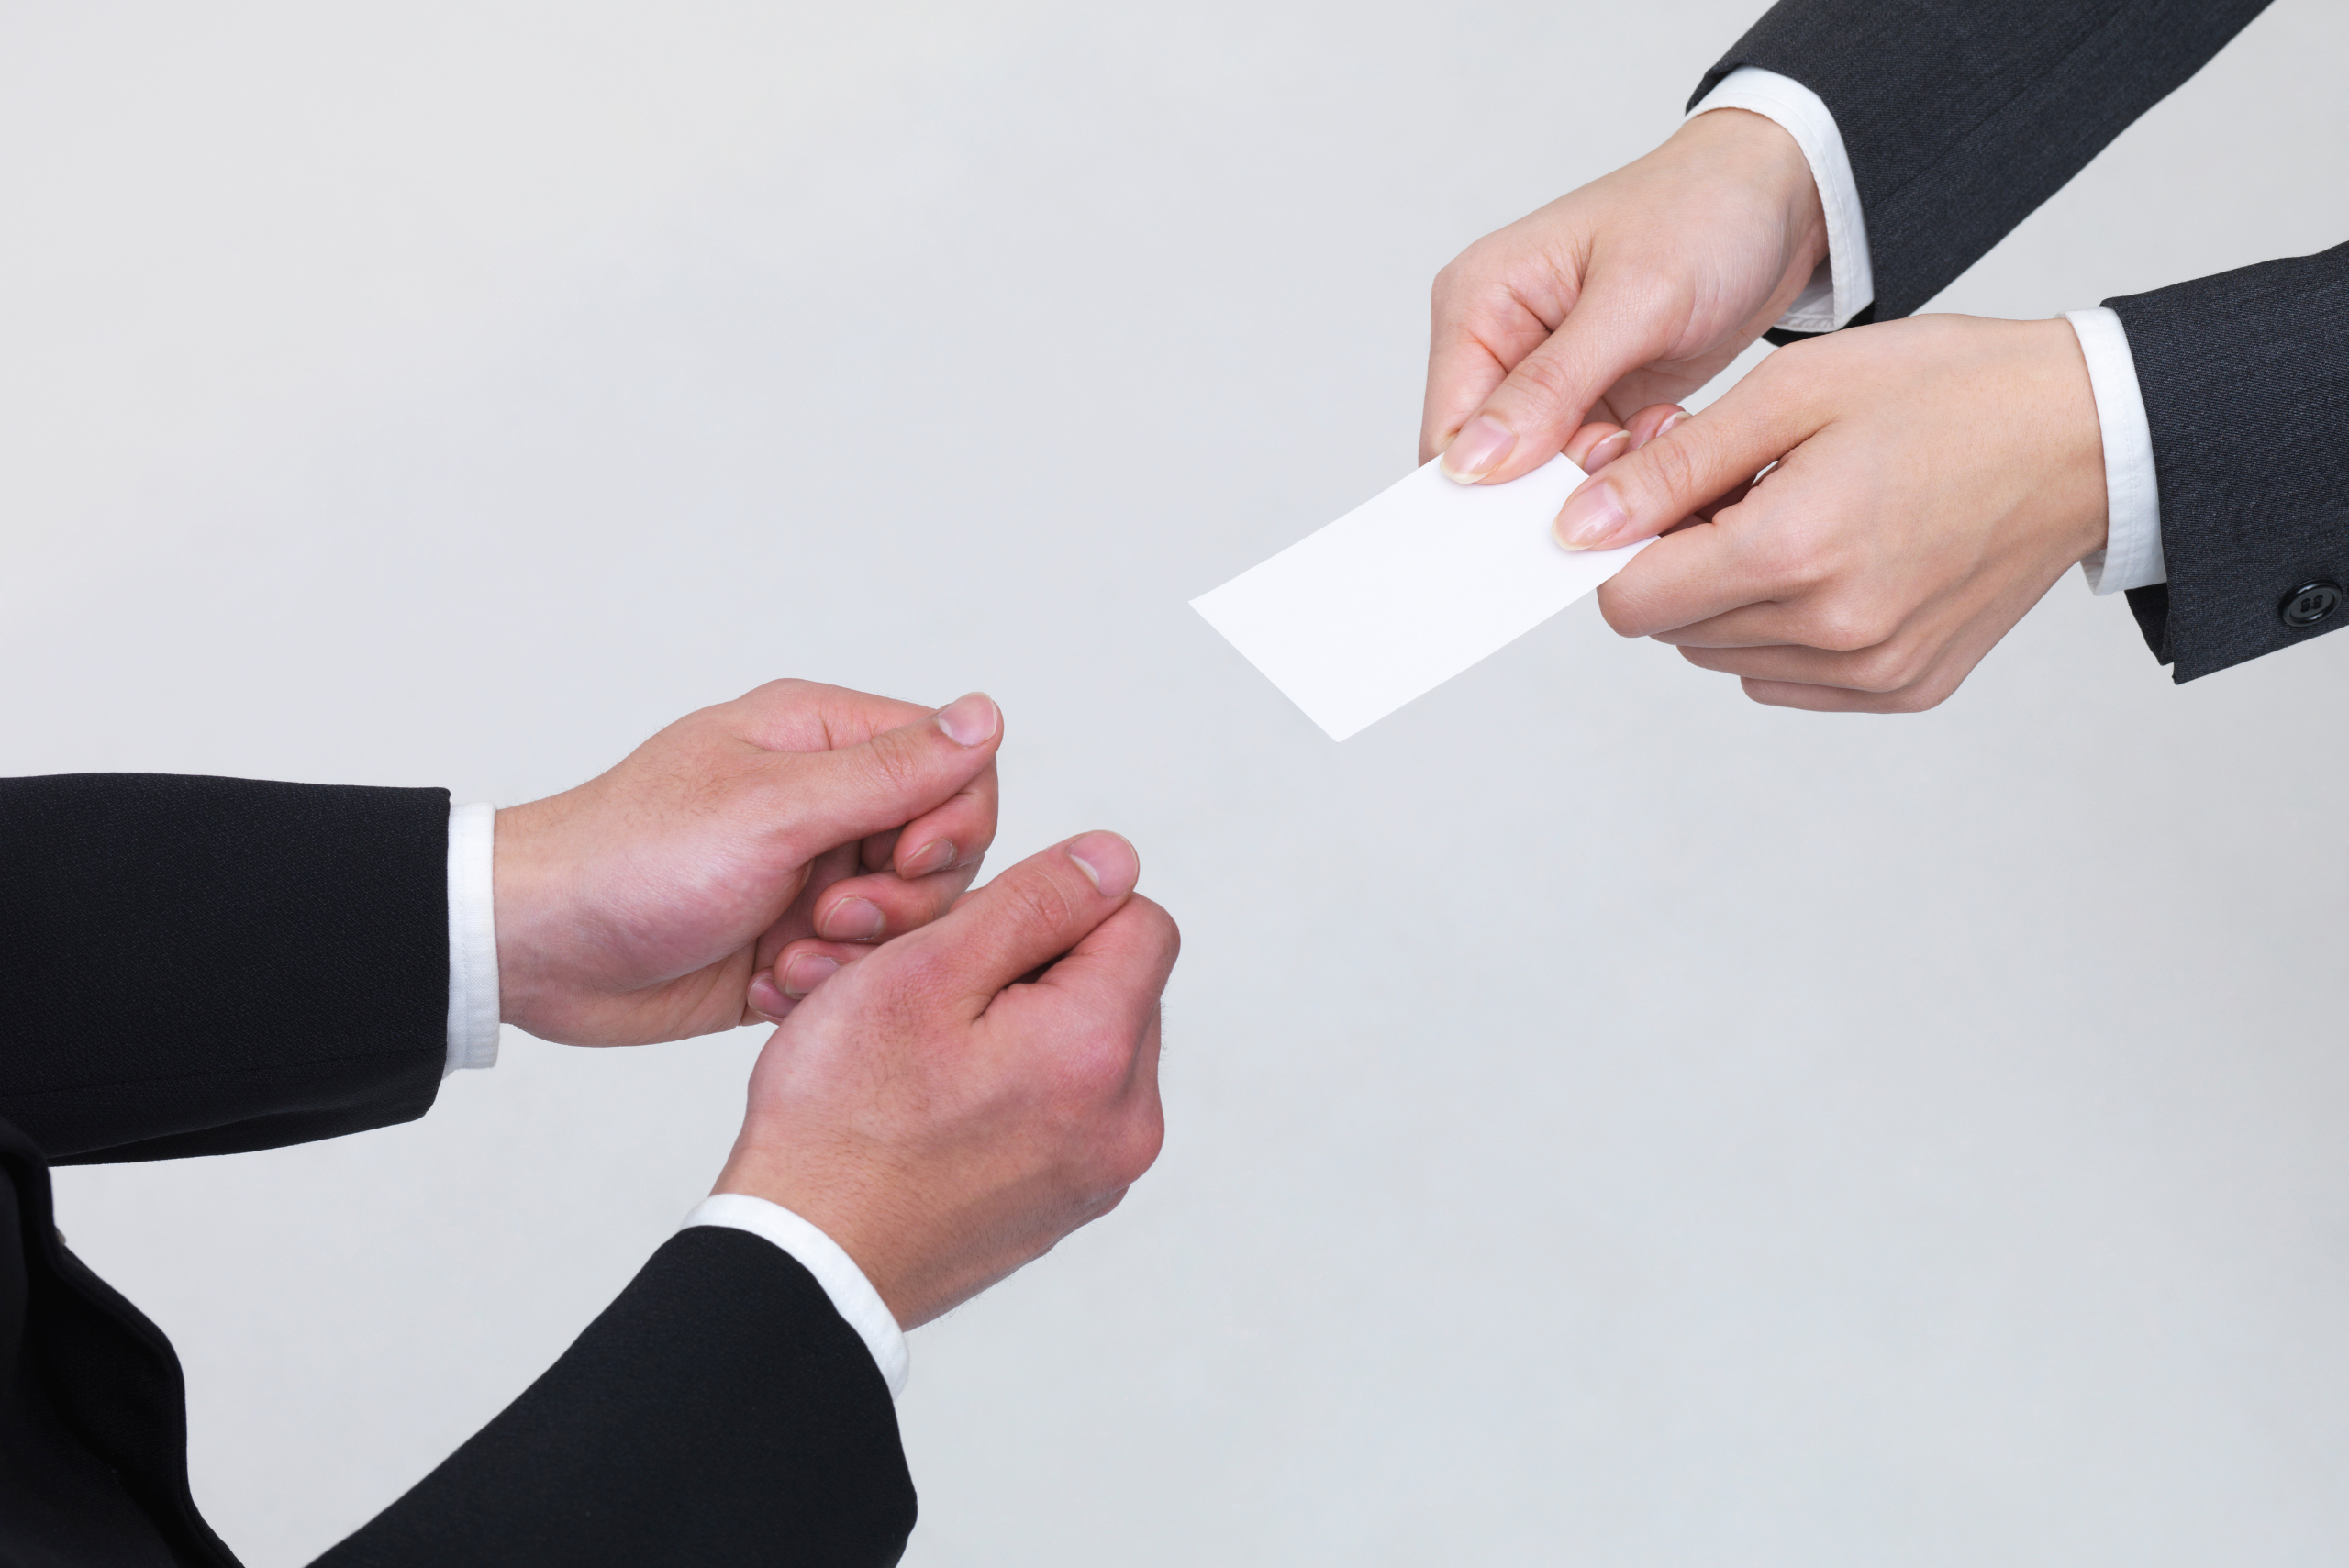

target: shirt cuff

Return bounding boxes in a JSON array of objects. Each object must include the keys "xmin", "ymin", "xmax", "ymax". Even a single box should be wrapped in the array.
[
  {"xmin": 444, "ymin": 802, "xmax": 501, "ymax": 1075},
  {"xmin": 684, "ymin": 1194, "xmax": 910, "ymax": 1396},
  {"xmin": 2062, "ymin": 307, "xmax": 2165, "ymax": 595},
  {"xmin": 1688, "ymin": 66, "xmax": 1874, "ymax": 334}
]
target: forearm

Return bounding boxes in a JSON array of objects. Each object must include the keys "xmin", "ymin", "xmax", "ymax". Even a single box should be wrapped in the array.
[
  {"xmin": 0, "ymin": 773, "xmax": 451, "ymax": 1162},
  {"xmin": 312, "ymin": 1227, "xmax": 917, "ymax": 1568}
]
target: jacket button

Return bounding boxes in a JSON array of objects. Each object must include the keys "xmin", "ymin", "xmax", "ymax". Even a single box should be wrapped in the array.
[{"xmin": 2279, "ymin": 581, "xmax": 2343, "ymax": 628}]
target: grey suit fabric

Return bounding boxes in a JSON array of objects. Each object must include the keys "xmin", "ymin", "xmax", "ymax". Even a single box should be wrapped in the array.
[
  {"xmin": 2109, "ymin": 244, "xmax": 2349, "ymax": 682},
  {"xmin": 1693, "ymin": 0, "xmax": 2349, "ymax": 684},
  {"xmin": 1691, "ymin": 1, "xmax": 2276, "ymax": 323}
]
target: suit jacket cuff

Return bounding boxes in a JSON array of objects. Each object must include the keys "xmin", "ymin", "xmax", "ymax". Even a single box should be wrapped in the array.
[
  {"xmin": 443, "ymin": 803, "xmax": 501, "ymax": 1074},
  {"xmin": 685, "ymin": 1194, "xmax": 909, "ymax": 1396},
  {"xmin": 2105, "ymin": 241, "xmax": 2349, "ymax": 682},
  {"xmin": 1689, "ymin": 66, "xmax": 1874, "ymax": 334},
  {"xmin": 2061, "ymin": 307, "xmax": 2165, "ymax": 595}
]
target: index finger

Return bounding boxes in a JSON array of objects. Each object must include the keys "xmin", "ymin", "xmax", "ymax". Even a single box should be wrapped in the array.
[
  {"xmin": 1595, "ymin": 486, "xmax": 1812, "ymax": 639},
  {"xmin": 1550, "ymin": 360, "xmax": 1822, "ymax": 551},
  {"xmin": 1420, "ymin": 241, "xmax": 1565, "ymax": 467}
]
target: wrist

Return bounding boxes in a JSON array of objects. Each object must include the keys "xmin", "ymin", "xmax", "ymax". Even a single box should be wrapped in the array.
[
  {"xmin": 2025, "ymin": 316, "xmax": 2112, "ymax": 562},
  {"xmin": 714, "ymin": 1151, "xmax": 922, "ymax": 1325},
  {"xmin": 1675, "ymin": 106, "xmax": 1828, "ymax": 284},
  {"xmin": 490, "ymin": 797, "xmax": 580, "ymax": 1038}
]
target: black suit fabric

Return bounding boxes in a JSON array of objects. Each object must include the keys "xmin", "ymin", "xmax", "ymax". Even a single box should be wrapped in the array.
[
  {"xmin": 0, "ymin": 773, "xmax": 450, "ymax": 1164},
  {"xmin": 1695, "ymin": 1, "xmax": 2349, "ymax": 684},
  {"xmin": 0, "ymin": 774, "xmax": 916, "ymax": 1566},
  {"xmin": 317, "ymin": 1227, "xmax": 916, "ymax": 1568}
]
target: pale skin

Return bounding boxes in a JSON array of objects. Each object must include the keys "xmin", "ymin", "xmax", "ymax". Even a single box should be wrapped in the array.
[
  {"xmin": 489, "ymin": 679, "xmax": 1176, "ymax": 1326},
  {"xmin": 1425, "ymin": 108, "xmax": 2112, "ymax": 711}
]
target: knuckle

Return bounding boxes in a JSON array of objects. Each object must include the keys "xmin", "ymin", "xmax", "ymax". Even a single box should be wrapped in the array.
[
  {"xmin": 1059, "ymin": 1024, "xmax": 1136, "ymax": 1104},
  {"xmin": 1109, "ymin": 1107, "xmax": 1165, "ymax": 1186},
  {"xmin": 1804, "ymin": 604, "xmax": 1896, "ymax": 653},
  {"xmin": 1630, "ymin": 428, "xmax": 1707, "ymax": 511},
  {"xmin": 1004, "ymin": 870, "xmax": 1083, "ymax": 942},
  {"xmin": 1845, "ymin": 647, "xmax": 1921, "ymax": 694},
  {"xmin": 1499, "ymin": 351, "xmax": 1575, "ymax": 418},
  {"xmin": 862, "ymin": 728, "xmax": 932, "ymax": 795},
  {"xmin": 880, "ymin": 940, "xmax": 958, "ymax": 1012},
  {"xmin": 1883, "ymin": 674, "xmax": 1957, "ymax": 713},
  {"xmin": 1130, "ymin": 897, "xmax": 1181, "ymax": 962}
]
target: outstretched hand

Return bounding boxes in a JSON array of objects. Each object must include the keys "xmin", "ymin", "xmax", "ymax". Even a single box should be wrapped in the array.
[
  {"xmin": 1421, "ymin": 107, "xmax": 1824, "ymax": 487},
  {"xmin": 492, "ymin": 679, "xmax": 1003, "ymax": 1046}
]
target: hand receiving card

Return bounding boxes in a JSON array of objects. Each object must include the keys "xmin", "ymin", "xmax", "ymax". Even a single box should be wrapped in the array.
[{"xmin": 1191, "ymin": 455, "xmax": 1652, "ymax": 740}]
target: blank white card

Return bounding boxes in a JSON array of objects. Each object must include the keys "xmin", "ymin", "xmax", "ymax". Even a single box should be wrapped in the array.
[{"xmin": 1190, "ymin": 455, "xmax": 1651, "ymax": 740}]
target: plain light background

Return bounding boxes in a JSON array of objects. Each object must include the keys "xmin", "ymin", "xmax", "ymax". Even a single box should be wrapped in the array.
[{"xmin": 6, "ymin": 3, "xmax": 2348, "ymax": 1562}]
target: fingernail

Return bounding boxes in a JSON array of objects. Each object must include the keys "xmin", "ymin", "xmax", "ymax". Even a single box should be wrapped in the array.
[
  {"xmin": 781, "ymin": 951, "xmax": 841, "ymax": 999},
  {"xmin": 901, "ymin": 838, "xmax": 956, "ymax": 879},
  {"xmin": 1553, "ymin": 480, "xmax": 1629, "ymax": 550},
  {"xmin": 1439, "ymin": 415, "xmax": 1517, "ymax": 484},
  {"xmin": 933, "ymin": 692, "xmax": 999, "ymax": 747},
  {"xmin": 1064, "ymin": 830, "xmax": 1139, "ymax": 900},
  {"xmin": 1582, "ymin": 428, "xmax": 1631, "ymax": 472},
  {"xmin": 1644, "ymin": 407, "xmax": 1689, "ymax": 446},
  {"xmin": 747, "ymin": 973, "xmax": 794, "ymax": 1019},
  {"xmin": 821, "ymin": 896, "xmax": 885, "ymax": 941}
]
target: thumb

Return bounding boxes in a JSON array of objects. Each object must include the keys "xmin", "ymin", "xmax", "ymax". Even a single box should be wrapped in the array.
[
  {"xmin": 774, "ymin": 691, "xmax": 1003, "ymax": 861},
  {"xmin": 1433, "ymin": 276, "xmax": 1677, "ymax": 488},
  {"xmin": 1547, "ymin": 369, "xmax": 1822, "ymax": 551},
  {"xmin": 886, "ymin": 831, "xmax": 1141, "ymax": 1014}
]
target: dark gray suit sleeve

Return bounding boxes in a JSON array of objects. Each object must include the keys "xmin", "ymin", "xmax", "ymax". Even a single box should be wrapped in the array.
[
  {"xmin": 1690, "ymin": 0, "xmax": 2275, "ymax": 324},
  {"xmin": 2108, "ymin": 244, "xmax": 2349, "ymax": 681}
]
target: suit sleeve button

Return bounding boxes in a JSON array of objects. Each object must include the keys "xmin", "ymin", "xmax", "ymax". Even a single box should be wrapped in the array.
[{"xmin": 2279, "ymin": 581, "xmax": 2343, "ymax": 628}]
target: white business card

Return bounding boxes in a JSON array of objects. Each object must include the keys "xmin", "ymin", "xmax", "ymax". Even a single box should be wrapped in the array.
[{"xmin": 1190, "ymin": 455, "xmax": 1651, "ymax": 740}]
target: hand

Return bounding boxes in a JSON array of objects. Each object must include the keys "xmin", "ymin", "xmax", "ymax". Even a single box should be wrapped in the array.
[
  {"xmin": 1556, "ymin": 315, "xmax": 2108, "ymax": 711},
  {"xmin": 493, "ymin": 680, "xmax": 1003, "ymax": 1046},
  {"xmin": 1421, "ymin": 107, "xmax": 1825, "ymax": 486},
  {"xmin": 715, "ymin": 831, "xmax": 1178, "ymax": 1328}
]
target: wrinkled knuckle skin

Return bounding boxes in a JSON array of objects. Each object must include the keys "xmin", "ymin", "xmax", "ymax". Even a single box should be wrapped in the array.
[
  {"xmin": 1006, "ymin": 872, "xmax": 1083, "ymax": 947},
  {"xmin": 866, "ymin": 729, "xmax": 932, "ymax": 795},
  {"xmin": 1632, "ymin": 430, "xmax": 1707, "ymax": 517},
  {"xmin": 1501, "ymin": 351, "xmax": 1575, "ymax": 421}
]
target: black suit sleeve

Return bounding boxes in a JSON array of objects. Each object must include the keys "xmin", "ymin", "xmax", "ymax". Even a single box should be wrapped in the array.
[
  {"xmin": 1690, "ymin": 0, "xmax": 2277, "ymax": 324},
  {"xmin": 312, "ymin": 1226, "xmax": 918, "ymax": 1568},
  {"xmin": 2107, "ymin": 244, "xmax": 2349, "ymax": 681},
  {"xmin": 0, "ymin": 773, "xmax": 451, "ymax": 1163}
]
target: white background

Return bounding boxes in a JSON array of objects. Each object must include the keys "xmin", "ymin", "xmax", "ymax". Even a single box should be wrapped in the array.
[{"xmin": 8, "ymin": 3, "xmax": 2349, "ymax": 1562}]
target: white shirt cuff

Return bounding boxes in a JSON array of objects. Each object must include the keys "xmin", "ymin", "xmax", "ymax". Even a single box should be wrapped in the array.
[
  {"xmin": 444, "ymin": 802, "xmax": 500, "ymax": 1075},
  {"xmin": 684, "ymin": 1194, "xmax": 910, "ymax": 1396},
  {"xmin": 1689, "ymin": 66, "xmax": 1875, "ymax": 334},
  {"xmin": 2062, "ymin": 307, "xmax": 2165, "ymax": 595}
]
